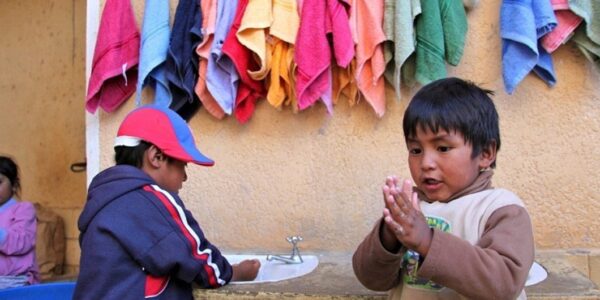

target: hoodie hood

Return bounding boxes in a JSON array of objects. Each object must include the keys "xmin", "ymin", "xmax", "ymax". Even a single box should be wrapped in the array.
[{"xmin": 79, "ymin": 165, "xmax": 155, "ymax": 233}]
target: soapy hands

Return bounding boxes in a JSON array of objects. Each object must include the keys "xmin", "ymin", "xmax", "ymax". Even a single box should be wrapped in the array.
[
  {"xmin": 381, "ymin": 176, "xmax": 432, "ymax": 257},
  {"xmin": 231, "ymin": 259, "xmax": 261, "ymax": 282}
]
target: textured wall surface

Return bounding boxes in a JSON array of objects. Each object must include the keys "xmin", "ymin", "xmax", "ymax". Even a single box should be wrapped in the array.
[
  {"xmin": 95, "ymin": 0, "xmax": 600, "ymax": 254},
  {"xmin": 0, "ymin": 0, "xmax": 87, "ymax": 272}
]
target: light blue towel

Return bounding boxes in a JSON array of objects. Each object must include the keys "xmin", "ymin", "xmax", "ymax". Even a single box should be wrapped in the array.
[
  {"xmin": 501, "ymin": 0, "xmax": 557, "ymax": 94},
  {"xmin": 136, "ymin": 0, "xmax": 171, "ymax": 107},
  {"xmin": 206, "ymin": 0, "xmax": 239, "ymax": 115}
]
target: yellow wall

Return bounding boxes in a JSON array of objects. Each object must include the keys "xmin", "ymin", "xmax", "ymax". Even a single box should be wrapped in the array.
[
  {"xmin": 93, "ymin": 0, "xmax": 600, "ymax": 255},
  {"xmin": 0, "ymin": 0, "xmax": 87, "ymax": 273}
]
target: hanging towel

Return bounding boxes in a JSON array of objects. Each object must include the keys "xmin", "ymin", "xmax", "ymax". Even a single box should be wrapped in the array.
[
  {"xmin": 295, "ymin": 0, "xmax": 331, "ymax": 112},
  {"xmin": 352, "ymin": 0, "xmax": 387, "ymax": 117},
  {"xmin": 222, "ymin": 0, "xmax": 266, "ymax": 124},
  {"xmin": 195, "ymin": 0, "xmax": 225, "ymax": 119},
  {"xmin": 383, "ymin": 0, "xmax": 421, "ymax": 101},
  {"xmin": 541, "ymin": 0, "xmax": 582, "ymax": 52},
  {"xmin": 206, "ymin": 0, "xmax": 240, "ymax": 115},
  {"xmin": 569, "ymin": 0, "xmax": 600, "ymax": 44},
  {"xmin": 136, "ymin": 0, "xmax": 171, "ymax": 107},
  {"xmin": 413, "ymin": 0, "xmax": 468, "ymax": 85},
  {"xmin": 332, "ymin": 59, "xmax": 358, "ymax": 106},
  {"xmin": 86, "ymin": 0, "xmax": 140, "ymax": 114},
  {"xmin": 266, "ymin": 0, "xmax": 300, "ymax": 109},
  {"xmin": 295, "ymin": 0, "xmax": 353, "ymax": 114},
  {"xmin": 571, "ymin": 24, "xmax": 600, "ymax": 71},
  {"xmin": 501, "ymin": 0, "xmax": 557, "ymax": 94},
  {"xmin": 237, "ymin": 0, "xmax": 272, "ymax": 81},
  {"xmin": 164, "ymin": 0, "xmax": 203, "ymax": 120}
]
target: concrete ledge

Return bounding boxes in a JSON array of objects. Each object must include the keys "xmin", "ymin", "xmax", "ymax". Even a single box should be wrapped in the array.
[{"xmin": 195, "ymin": 251, "xmax": 600, "ymax": 300}]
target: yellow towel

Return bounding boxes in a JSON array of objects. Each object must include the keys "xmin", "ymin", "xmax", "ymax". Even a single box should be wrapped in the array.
[
  {"xmin": 266, "ymin": 0, "xmax": 299, "ymax": 109},
  {"xmin": 237, "ymin": 0, "xmax": 272, "ymax": 81}
]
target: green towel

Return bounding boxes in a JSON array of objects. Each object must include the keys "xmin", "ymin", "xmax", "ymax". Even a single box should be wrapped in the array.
[
  {"xmin": 414, "ymin": 0, "xmax": 468, "ymax": 85},
  {"xmin": 569, "ymin": 0, "xmax": 600, "ymax": 45},
  {"xmin": 383, "ymin": 0, "xmax": 422, "ymax": 100},
  {"xmin": 572, "ymin": 24, "xmax": 600, "ymax": 71}
]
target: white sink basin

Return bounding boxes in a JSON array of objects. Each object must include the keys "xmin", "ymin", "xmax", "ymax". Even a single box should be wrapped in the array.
[{"xmin": 223, "ymin": 254, "xmax": 319, "ymax": 284}]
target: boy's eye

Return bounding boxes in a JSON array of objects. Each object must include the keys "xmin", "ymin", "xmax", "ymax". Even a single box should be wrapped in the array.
[
  {"xmin": 438, "ymin": 146, "xmax": 451, "ymax": 152},
  {"xmin": 408, "ymin": 148, "xmax": 422, "ymax": 155}
]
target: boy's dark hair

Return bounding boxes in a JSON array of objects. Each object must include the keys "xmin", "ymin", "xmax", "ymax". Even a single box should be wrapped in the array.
[
  {"xmin": 403, "ymin": 77, "xmax": 500, "ymax": 168},
  {"xmin": 114, "ymin": 141, "xmax": 153, "ymax": 168},
  {"xmin": 0, "ymin": 155, "xmax": 21, "ymax": 196},
  {"xmin": 114, "ymin": 141, "xmax": 176, "ymax": 167}
]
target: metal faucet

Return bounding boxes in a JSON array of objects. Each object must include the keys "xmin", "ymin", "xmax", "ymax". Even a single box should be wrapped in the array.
[{"xmin": 266, "ymin": 236, "xmax": 304, "ymax": 264}]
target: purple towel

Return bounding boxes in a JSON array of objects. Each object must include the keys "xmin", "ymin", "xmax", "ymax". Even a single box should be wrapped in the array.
[{"xmin": 501, "ymin": 0, "xmax": 557, "ymax": 94}]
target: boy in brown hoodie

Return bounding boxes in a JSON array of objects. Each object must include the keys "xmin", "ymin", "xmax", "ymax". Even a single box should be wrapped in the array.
[{"xmin": 353, "ymin": 77, "xmax": 534, "ymax": 300}]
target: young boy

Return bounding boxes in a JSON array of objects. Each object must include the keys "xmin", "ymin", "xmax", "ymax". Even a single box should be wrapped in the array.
[
  {"xmin": 353, "ymin": 78, "xmax": 534, "ymax": 299},
  {"xmin": 74, "ymin": 105, "xmax": 260, "ymax": 299}
]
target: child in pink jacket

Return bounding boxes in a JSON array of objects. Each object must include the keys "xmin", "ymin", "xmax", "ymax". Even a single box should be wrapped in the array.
[{"xmin": 0, "ymin": 156, "xmax": 39, "ymax": 288}]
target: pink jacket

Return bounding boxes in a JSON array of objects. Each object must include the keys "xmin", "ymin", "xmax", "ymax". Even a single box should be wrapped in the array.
[{"xmin": 0, "ymin": 199, "xmax": 39, "ymax": 284}]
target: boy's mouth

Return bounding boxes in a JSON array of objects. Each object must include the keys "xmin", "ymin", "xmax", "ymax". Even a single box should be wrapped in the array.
[{"xmin": 422, "ymin": 178, "xmax": 442, "ymax": 189}]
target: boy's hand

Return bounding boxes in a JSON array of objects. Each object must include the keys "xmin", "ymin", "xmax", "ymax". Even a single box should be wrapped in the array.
[
  {"xmin": 382, "ymin": 178, "xmax": 432, "ymax": 256},
  {"xmin": 231, "ymin": 259, "xmax": 261, "ymax": 282}
]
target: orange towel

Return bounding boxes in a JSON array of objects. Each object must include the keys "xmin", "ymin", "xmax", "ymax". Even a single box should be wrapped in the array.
[{"xmin": 351, "ymin": 0, "xmax": 386, "ymax": 117}]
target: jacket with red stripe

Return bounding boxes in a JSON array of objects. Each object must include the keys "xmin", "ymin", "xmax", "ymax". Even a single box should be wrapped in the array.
[{"xmin": 74, "ymin": 165, "xmax": 232, "ymax": 299}]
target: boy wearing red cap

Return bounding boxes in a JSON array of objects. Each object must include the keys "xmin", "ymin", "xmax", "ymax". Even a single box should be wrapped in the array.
[{"xmin": 74, "ymin": 105, "xmax": 260, "ymax": 299}]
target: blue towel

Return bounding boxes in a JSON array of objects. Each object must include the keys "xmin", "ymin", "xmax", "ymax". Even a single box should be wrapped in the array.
[
  {"xmin": 501, "ymin": 0, "xmax": 557, "ymax": 94},
  {"xmin": 164, "ymin": 0, "xmax": 203, "ymax": 120},
  {"xmin": 136, "ymin": 0, "xmax": 171, "ymax": 107}
]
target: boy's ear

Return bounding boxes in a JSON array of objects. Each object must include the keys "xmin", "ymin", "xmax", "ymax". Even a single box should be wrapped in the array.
[
  {"xmin": 144, "ymin": 145, "xmax": 164, "ymax": 169},
  {"xmin": 478, "ymin": 140, "xmax": 497, "ymax": 169}
]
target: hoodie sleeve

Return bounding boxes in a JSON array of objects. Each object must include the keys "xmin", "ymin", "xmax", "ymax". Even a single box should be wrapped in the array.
[
  {"xmin": 105, "ymin": 185, "xmax": 233, "ymax": 288},
  {"xmin": 0, "ymin": 202, "xmax": 36, "ymax": 256},
  {"xmin": 139, "ymin": 185, "xmax": 233, "ymax": 288}
]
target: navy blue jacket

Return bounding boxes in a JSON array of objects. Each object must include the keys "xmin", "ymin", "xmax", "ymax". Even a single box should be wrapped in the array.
[{"xmin": 74, "ymin": 165, "xmax": 232, "ymax": 299}]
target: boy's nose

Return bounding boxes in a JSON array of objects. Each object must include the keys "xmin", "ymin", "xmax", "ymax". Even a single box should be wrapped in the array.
[{"xmin": 420, "ymin": 152, "xmax": 437, "ymax": 170}]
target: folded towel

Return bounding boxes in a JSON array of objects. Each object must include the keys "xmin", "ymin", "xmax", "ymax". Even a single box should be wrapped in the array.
[
  {"xmin": 165, "ymin": 0, "xmax": 202, "ymax": 120},
  {"xmin": 195, "ymin": 0, "xmax": 225, "ymax": 119},
  {"xmin": 136, "ymin": 0, "xmax": 171, "ymax": 107},
  {"xmin": 501, "ymin": 0, "xmax": 557, "ymax": 94},
  {"xmin": 222, "ymin": 0, "xmax": 266, "ymax": 124},
  {"xmin": 572, "ymin": 24, "xmax": 600, "ymax": 71},
  {"xmin": 541, "ymin": 0, "xmax": 582, "ymax": 52},
  {"xmin": 295, "ymin": 0, "xmax": 353, "ymax": 114},
  {"xmin": 86, "ymin": 0, "xmax": 140, "ymax": 113},
  {"xmin": 206, "ymin": 0, "xmax": 240, "ymax": 115},
  {"xmin": 237, "ymin": 0, "xmax": 272, "ymax": 81},
  {"xmin": 266, "ymin": 0, "xmax": 300, "ymax": 109},
  {"xmin": 414, "ymin": 0, "xmax": 468, "ymax": 85},
  {"xmin": 383, "ymin": 0, "xmax": 421, "ymax": 101},
  {"xmin": 352, "ymin": 0, "xmax": 386, "ymax": 117},
  {"xmin": 569, "ymin": 0, "xmax": 600, "ymax": 44}
]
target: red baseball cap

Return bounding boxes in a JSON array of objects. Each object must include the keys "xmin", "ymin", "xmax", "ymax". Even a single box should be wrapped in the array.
[{"xmin": 114, "ymin": 105, "xmax": 214, "ymax": 166}]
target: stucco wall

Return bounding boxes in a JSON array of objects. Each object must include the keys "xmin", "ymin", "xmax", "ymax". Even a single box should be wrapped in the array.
[
  {"xmin": 0, "ymin": 0, "xmax": 87, "ymax": 273},
  {"xmin": 94, "ymin": 0, "xmax": 600, "ymax": 255}
]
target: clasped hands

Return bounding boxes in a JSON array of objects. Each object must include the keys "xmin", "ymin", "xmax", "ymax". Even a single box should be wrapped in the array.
[{"xmin": 381, "ymin": 176, "xmax": 432, "ymax": 257}]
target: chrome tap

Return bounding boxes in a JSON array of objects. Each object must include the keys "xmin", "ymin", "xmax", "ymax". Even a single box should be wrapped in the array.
[{"xmin": 266, "ymin": 236, "xmax": 304, "ymax": 264}]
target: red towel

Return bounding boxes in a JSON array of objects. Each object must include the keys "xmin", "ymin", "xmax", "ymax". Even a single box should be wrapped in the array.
[{"xmin": 86, "ymin": 0, "xmax": 140, "ymax": 113}]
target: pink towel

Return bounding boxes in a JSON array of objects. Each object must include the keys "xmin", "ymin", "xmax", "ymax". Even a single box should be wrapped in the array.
[
  {"xmin": 295, "ymin": 0, "xmax": 354, "ymax": 113},
  {"xmin": 86, "ymin": 0, "xmax": 140, "ymax": 113},
  {"xmin": 541, "ymin": 0, "xmax": 583, "ymax": 52}
]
